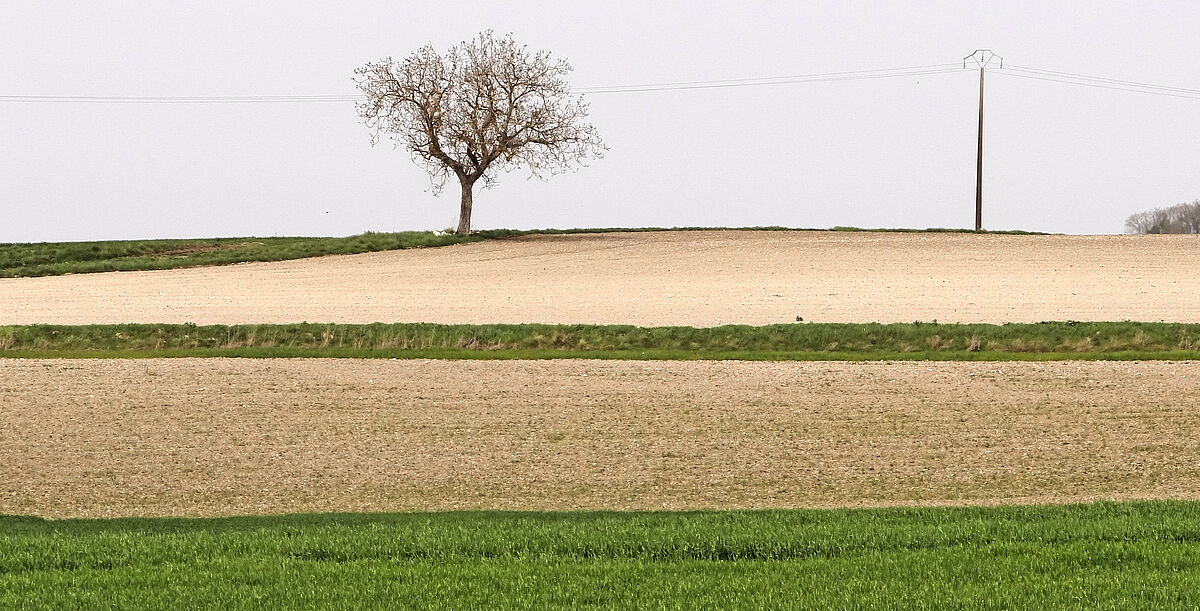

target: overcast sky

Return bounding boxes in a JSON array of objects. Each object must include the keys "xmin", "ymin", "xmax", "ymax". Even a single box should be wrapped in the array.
[{"xmin": 3, "ymin": 1, "xmax": 1199, "ymax": 242}]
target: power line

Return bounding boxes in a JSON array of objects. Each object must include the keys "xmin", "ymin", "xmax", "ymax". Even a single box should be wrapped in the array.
[
  {"xmin": 575, "ymin": 64, "xmax": 961, "ymax": 93},
  {"xmin": 998, "ymin": 68, "xmax": 1200, "ymax": 100},
  {"xmin": 0, "ymin": 94, "xmax": 358, "ymax": 104},
  {"xmin": 0, "ymin": 63, "xmax": 963, "ymax": 104},
  {"xmin": 3, "ymin": 61, "xmax": 1200, "ymax": 103},
  {"xmin": 1006, "ymin": 64, "xmax": 1200, "ymax": 96}
]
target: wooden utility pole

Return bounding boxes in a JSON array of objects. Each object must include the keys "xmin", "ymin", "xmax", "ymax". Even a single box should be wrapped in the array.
[{"xmin": 963, "ymin": 50, "xmax": 1002, "ymax": 231}]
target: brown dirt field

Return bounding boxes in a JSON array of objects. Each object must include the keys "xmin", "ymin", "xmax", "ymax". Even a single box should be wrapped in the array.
[
  {"xmin": 3, "ymin": 358, "xmax": 1198, "ymax": 518},
  {"xmin": 1, "ymin": 231, "xmax": 1197, "ymax": 326}
]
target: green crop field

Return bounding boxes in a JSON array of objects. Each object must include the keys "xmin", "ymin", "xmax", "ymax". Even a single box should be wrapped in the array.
[{"xmin": 2, "ymin": 502, "xmax": 1198, "ymax": 609}]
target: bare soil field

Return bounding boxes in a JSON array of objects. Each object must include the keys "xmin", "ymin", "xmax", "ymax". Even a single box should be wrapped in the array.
[
  {"xmin": 3, "ymin": 358, "xmax": 1198, "ymax": 518},
  {"xmin": 1, "ymin": 231, "xmax": 1197, "ymax": 326}
]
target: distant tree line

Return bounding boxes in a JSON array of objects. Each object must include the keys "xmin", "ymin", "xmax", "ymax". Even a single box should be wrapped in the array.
[{"xmin": 1125, "ymin": 200, "xmax": 1200, "ymax": 234}]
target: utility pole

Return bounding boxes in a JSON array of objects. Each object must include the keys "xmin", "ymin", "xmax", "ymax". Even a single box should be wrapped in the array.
[{"xmin": 963, "ymin": 49, "xmax": 1002, "ymax": 231}]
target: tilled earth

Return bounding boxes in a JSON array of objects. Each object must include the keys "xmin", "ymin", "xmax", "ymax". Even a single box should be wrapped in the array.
[
  {"xmin": 4, "ymin": 358, "xmax": 1198, "ymax": 518},
  {"xmin": 2, "ymin": 231, "xmax": 1198, "ymax": 326}
]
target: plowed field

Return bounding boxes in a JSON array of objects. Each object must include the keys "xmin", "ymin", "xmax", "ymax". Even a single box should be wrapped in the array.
[
  {"xmin": 2, "ymin": 231, "xmax": 1198, "ymax": 326},
  {"xmin": 4, "ymin": 358, "xmax": 1198, "ymax": 518}
]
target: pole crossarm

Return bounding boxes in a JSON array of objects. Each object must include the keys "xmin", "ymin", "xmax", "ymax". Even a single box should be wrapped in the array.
[{"xmin": 963, "ymin": 49, "xmax": 1004, "ymax": 70}]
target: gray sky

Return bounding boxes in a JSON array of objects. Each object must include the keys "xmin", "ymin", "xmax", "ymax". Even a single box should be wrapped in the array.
[{"xmin": 4, "ymin": 1, "xmax": 1199, "ymax": 242}]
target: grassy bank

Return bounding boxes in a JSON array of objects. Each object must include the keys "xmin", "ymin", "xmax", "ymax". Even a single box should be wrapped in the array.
[
  {"xmin": 0, "ymin": 226, "xmax": 1048, "ymax": 278},
  {"xmin": 0, "ymin": 231, "xmax": 480, "ymax": 278},
  {"xmin": 2, "ymin": 501, "xmax": 1198, "ymax": 608},
  {"xmin": 0, "ymin": 321, "xmax": 1196, "ymax": 360}
]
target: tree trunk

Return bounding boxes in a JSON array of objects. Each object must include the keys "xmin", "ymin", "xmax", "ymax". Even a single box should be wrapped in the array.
[{"xmin": 456, "ymin": 179, "xmax": 474, "ymax": 236}]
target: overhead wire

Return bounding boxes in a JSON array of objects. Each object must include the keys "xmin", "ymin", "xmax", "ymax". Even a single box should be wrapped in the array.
[
  {"xmin": 0, "ymin": 63, "xmax": 963, "ymax": 104},
  {"xmin": 3, "ymin": 61, "xmax": 1199, "ymax": 103},
  {"xmin": 998, "ymin": 65, "xmax": 1200, "ymax": 100},
  {"xmin": 1005, "ymin": 64, "xmax": 1200, "ymax": 96},
  {"xmin": 574, "ymin": 63, "xmax": 961, "ymax": 93},
  {"xmin": 0, "ymin": 94, "xmax": 358, "ymax": 104}
]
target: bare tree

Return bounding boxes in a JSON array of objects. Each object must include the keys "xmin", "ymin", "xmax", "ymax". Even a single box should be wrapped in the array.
[
  {"xmin": 1124, "ymin": 210, "xmax": 1158, "ymax": 234},
  {"xmin": 1177, "ymin": 200, "xmax": 1200, "ymax": 233},
  {"xmin": 1125, "ymin": 200, "xmax": 1200, "ymax": 234},
  {"xmin": 354, "ymin": 32, "xmax": 605, "ymax": 236}
]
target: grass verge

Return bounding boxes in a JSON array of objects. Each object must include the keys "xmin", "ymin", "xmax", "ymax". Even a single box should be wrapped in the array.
[
  {"xmin": 0, "ymin": 226, "xmax": 1049, "ymax": 278},
  {"xmin": 0, "ymin": 321, "xmax": 1196, "ymax": 360},
  {"xmin": 2, "ymin": 501, "xmax": 1198, "ymax": 609}
]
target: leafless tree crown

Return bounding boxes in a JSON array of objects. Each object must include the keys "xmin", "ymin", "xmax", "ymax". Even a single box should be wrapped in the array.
[
  {"xmin": 354, "ymin": 31, "xmax": 605, "ymax": 195},
  {"xmin": 1125, "ymin": 200, "xmax": 1200, "ymax": 234}
]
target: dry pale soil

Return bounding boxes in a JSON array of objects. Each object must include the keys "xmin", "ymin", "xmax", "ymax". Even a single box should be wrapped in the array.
[
  {"xmin": 3, "ymin": 358, "xmax": 1198, "ymax": 518},
  {"xmin": 4, "ymin": 231, "xmax": 1199, "ymax": 518},
  {"xmin": 2, "ymin": 231, "xmax": 1198, "ymax": 326}
]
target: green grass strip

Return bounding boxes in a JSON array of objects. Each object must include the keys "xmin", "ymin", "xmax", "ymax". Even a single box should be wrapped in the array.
[
  {"xmin": 2, "ymin": 501, "xmax": 1198, "ymax": 608},
  {"xmin": 1, "ymin": 321, "xmax": 1197, "ymax": 360},
  {"xmin": 0, "ymin": 226, "xmax": 1049, "ymax": 278}
]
